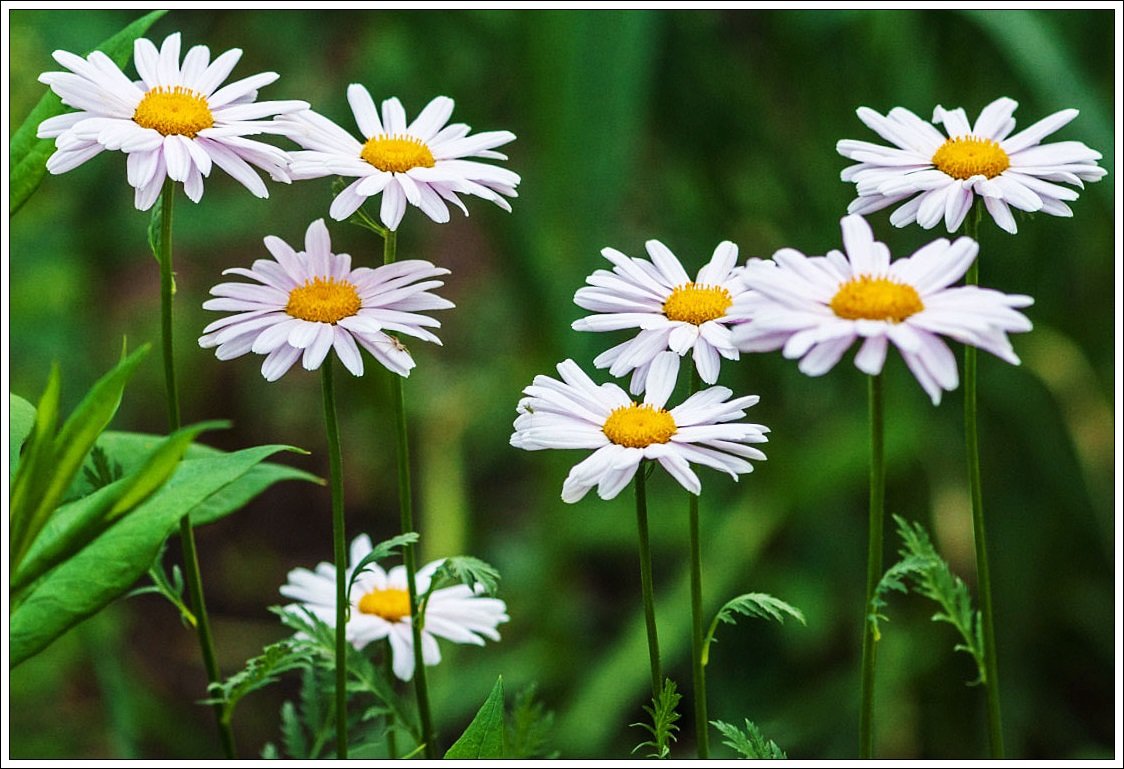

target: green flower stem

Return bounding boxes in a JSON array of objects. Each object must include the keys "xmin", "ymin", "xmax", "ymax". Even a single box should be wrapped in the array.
[
  {"xmin": 320, "ymin": 358, "xmax": 349, "ymax": 759},
  {"xmin": 384, "ymin": 646, "xmax": 398, "ymax": 759},
  {"xmin": 963, "ymin": 209, "xmax": 1005, "ymax": 758},
  {"xmin": 382, "ymin": 228, "xmax": 438, "ymax": 759},
  {"xmin": 635, "ymin": 466, "xmax": 663, "ymax": 700},
  {"xmin": 859, "ymin": 373, "xmax": 884, "ymax": 758},
  {"xmin": 156, "ymin": 179, "xmax": 235, "ymax": 759},
  {"xmin": 687, "ymin": 369, "xmax": 709, "ymax": 758}
]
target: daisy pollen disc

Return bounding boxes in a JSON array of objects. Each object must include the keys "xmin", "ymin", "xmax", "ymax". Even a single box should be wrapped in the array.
[
  {"xmin": 361, "ymin": 134, "xmax": 436, "ymax": 173},
  {"xmin": 931, "ymin": 136, "xmax": 1010, "ymax": 180},
  {"xmin": 603, "ymin": 403, "xmax": 677, "ymax": 448},
  {"xmin": 358, "ymin": 587, "xmax": 411, "ymax": 621},
  {"xmin": 830, "ymin": 276, "xmax": 924, "ymax": 323},
  {"xmin": 285, "ymin": 277, "xmax": 362, "ymax": 324},
  {"xmin": 132, "ymin": 86, "xmax": 214, "ymax": 138},
  {"xmin": 663, "ymin": 283, "xmax": 733, "ymax": 325}
]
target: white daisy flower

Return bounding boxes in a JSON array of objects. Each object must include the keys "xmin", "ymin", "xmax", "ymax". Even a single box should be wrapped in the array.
[
  {"xmin": 733, "ymin": 215, "xmax": 1033, "ymax": 405},
  {"xmin": 511, "ymin": 352, "xmax": 768, "ymax": 503},
  {"xmin": 199, "ymin": 218, "xmax": 453, "ymax": 381},
  {"xmin": 837, "ymin": 97, "xmax": 1105, "ymax": 234},
  {"xmin": 37, "ymin": 32, "xmax": 308, "ymax": 210},
  {"xmin": 572, "ymin": 240, "xmax": 750, "ymax": 394},
  {"xmin": 276, "ymin": 84, "xmax": 520, "ymax": 230},
  {"xmin": 280, "ymin": 534, "xmax": 509, "ymax": 682}
]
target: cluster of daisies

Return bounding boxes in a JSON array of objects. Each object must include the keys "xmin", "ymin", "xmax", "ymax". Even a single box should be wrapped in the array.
[
  {"xmin": 37, "ymin": 28, "xmax": 1104, "ymax": 680},
  {"xmin": 511, "ymin": 92, "xmax": 1103, "ymax": 496},
  {"xmin": 38, "ymin": 31, "xmax": 516, "ymax": 679}
]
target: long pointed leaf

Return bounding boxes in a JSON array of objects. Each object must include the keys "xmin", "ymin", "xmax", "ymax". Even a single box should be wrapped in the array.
[
  {"xmin": 444, "ymin": 676, "xmax": 506, "ymax": 758},
  {"xmin": 10, "ymin": 444, "xmax": 303, "ymax": 668},
  {"xmin": 10, "ymin": 421, "xmax": 227, "ymax": 596}
]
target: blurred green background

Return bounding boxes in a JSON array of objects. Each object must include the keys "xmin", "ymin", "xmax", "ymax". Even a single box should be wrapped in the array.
[{"xmin": 7, "ymin": 9, "xmax": 1115, "ymax": 759}]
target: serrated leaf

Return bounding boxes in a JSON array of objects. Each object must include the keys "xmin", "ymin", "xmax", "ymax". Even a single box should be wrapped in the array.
[
  {"xmin": 147, "ymin": 192, "xmax": 163, "ymax": 262},
  {"xmin": 209, "ymin": 639, "xmax": 314, "ymax": 725},
  {"xmin": 346, "ymin": 532, "xmax": 420, "ymax": 598},
  {"xmin": 10, "ymin": 444, "xmax": 301, "ymax": 668},
  {"xmin": 703, "ymin": 592, "xmax": 806, "ymax": 666},
  {"xmin": 711, "ymin": 718, "xmax": 787, "ymax": 759},
  {"xmin": 504, "ymin": 684, "xmax": 555, "ymax": 759},
  {"xmin": 429, "ymin": 555, "xmax": 502, "ymax": 596},
  {"xmin": 868, "ymin": 515, "xmax": 986, "ymax": 685},
  {"xmin": 279, "ymin": 699, "xmax": 308, "ymax": 759},
  {"xmin": 444, "ymin": 676, "xmax": 506, "ymax": 759},
  {"xmin": 631, "ymin": 677, "xmax": 681, "ymax": 759},
  {"xmin": 10, "ymin": 10, "xmax": 167, "ymax": 215}
]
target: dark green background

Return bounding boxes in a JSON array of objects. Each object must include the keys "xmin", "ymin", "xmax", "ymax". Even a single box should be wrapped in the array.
[{"xmin": 8, "ymin": 9, "xmax": 1115, "ymax": 759}]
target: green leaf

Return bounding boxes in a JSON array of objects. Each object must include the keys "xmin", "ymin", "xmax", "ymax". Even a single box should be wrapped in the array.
[
  {"xmin": 702, "ymin": 592, "xmax": 806, "ymax": 666},
  {"xmin": 869, "ymin": 515, "xmax": 986, "ymax": 685},
  {"xmin": 428, "ymin": 555, "xmax": 501, "ymax": 596},
  {"xmin": 631, "ymin": 677, "xmax": 682, "ymax": 759},
  {"xmin": 504, "ymin": 684, "xmax": 555, "ymax": 759},
  {"xmin": 11, "ymin": 421, "xmax": 225, "ymax": 597},
  {"xmin": 10, "ymin": 346, "xmax": 150, "ymax": 569},
  {"xmin": 9, "ymin": 365, "xmax": 62, "ymax": 563},
  {"xmin": 209, "ymin": 639, "xmax": 314, "ymax": 726},
  {"xmin": 444, "ymin": 676, "xmax": 506, "ymax": 759},
  {"xmin": 9, "ymin": 394, "xmax": 36, "ymax": 474},
  {"xmin": 345, "ymin": 532, "xmax": 420, "ymax": 598},
  {"xmin": 10, "ymin": 444, "xmax": 300, "ymax": 668},
  {"xmin": 9, "ymin": 10, "xmax": 167, "ymax": 215},
  {"xmin": 711, "ymin": 718, "xmax": 787, "ymax": 759}
]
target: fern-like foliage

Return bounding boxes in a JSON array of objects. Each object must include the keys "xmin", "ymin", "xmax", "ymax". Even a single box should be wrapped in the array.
[
  {"xmin": 82, "ymin": 444, "xmax": 124, "ymax": 492},
  {"xmin": 208, "ymin": 639, "xmax": 313, "ymax": 726},
  {"xmin": 504, "ymin": 684, "xmax": 556, "ymax": 759},
  {"xmin": 711, "ymin": 718, "xmax": 787, "ymax": 759},
  {"xmin": 128, "ymin": 542, "xmax": 196, "ymax": 628},
  {"xmin": 703, "ymin": 592, "xmax": 806, "ymax": 665},
  {"xmin": 869, "ymin": 515, "xmax": 986, "ymax": 685},
  {"xmin": 631, "ymin": 677, "xmax": 682, "ymax": 759},
  {"xmin": 345, "ymin": 532, "xmax": 419, "ymax": 600}
]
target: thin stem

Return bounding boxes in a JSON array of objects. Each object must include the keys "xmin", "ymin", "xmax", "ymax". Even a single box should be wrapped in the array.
[
  {"xmin": 687, "ymin": 369, "xmax": 708, "ymax": 758},
  {"xmin": 963, "ymin": 209, "xmax": 1005, "ymax": 757},
  {"xmin": 321, "ymin": 358, "xmax": 349, "ymax": 759},
  {"xmin": 384, "ymin": 645, "xmax": 398, "ymax": 759},
  {"xmin": 859, "ymin": 373, "xmax": 884, "ymax": 758},
  {"xmin": 157, "ymin": 179, "xmax": 235, "ymax": 759},
  {"xmin": 635, "ymin": 466, "xmax": 663, "ymax": 700},
  {"xmin": 383, "ymin": 228, "xmax": 438, "ymax": 758}
]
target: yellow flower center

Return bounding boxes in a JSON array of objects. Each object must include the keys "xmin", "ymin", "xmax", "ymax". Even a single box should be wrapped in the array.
[
  {"xmin": 830, "ymin": 276, "xmax": 924, "ymax": 323},
  {"xmin": 360, "ymin": 134, "xmax": 436, "ymax": 173},
  {"xmin": 132, "ymin": 86, "xmax": 214, "ymax": 138},
  {"xmin": 285, "ymin": 277, "xmax": 362, "ymax": 324},
  {"xmin": 663, "ymin": 283, "xmax": 733, "ymax": 325},
  {"xmin": 931, "ymin": 135, "xmax": 1010, "ymax": 180},
  {"xmin": 357, "ymin": 588, "xmax": 411, "ymax": 621},
  {"xmin": 603, "ymin": 403, "xmax": 677, "ymax": 448}
]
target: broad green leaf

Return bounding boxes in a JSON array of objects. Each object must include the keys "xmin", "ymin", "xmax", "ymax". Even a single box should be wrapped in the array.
[
  {"xmin": 11, "ymin": 421, "xmax": 224, "ymax": 596},
  {"xmin": 9, "ymin": 394, "xmax": 36, "ymax": 473},
  {"xmin": 444, "ymin": 676, "xmax": 506, "ymax": 759},
  {"xmin": 9, "ymin": 365, "xmax": 62, "ymax": 563},
  {"xmin": 10, "ymin": 444, "xmax": 300, "ymax": 668},
  {"xmin": 73, "ymin": 429, "xmax": 318, "ymax": 528},
  {"xmin": 702, "ymin": 592, "xmax": 806, "ymax": 666},
  {"xmin": 10, "ymin": 346, "xmax": 150, "ymax": 570},
  {"xmin": 9, "ymin": 10, "xmax": 167, "ymax": 215}
]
